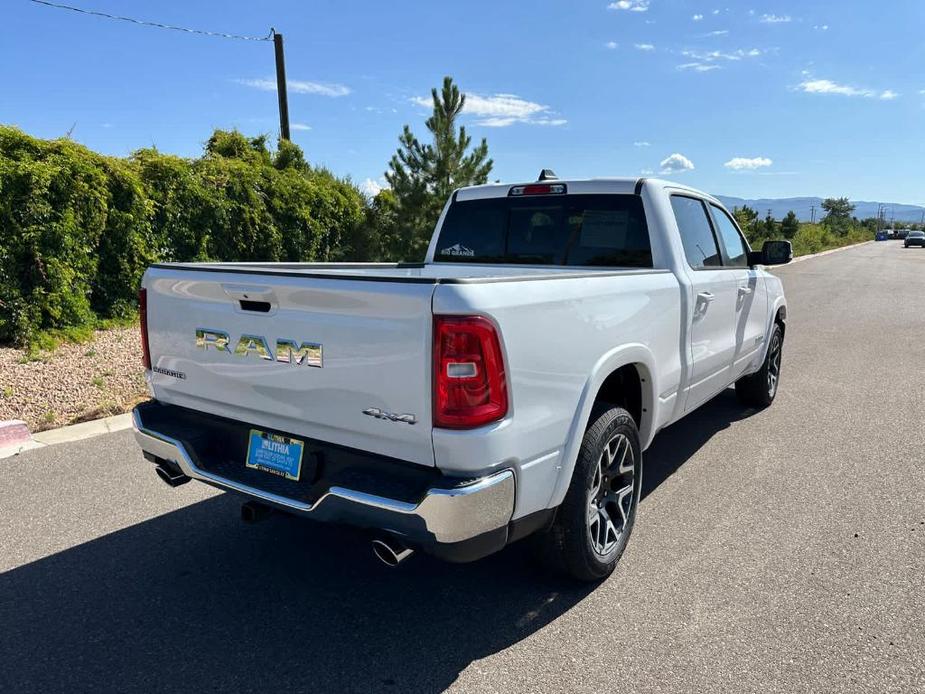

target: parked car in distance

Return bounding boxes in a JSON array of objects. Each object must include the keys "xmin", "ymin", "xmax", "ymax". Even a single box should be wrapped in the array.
[
  {"xmin": 904, "ymin": 230, "xmax": 925, "ymax": 247},
  {"xmin": 132, "ymin": 175, "xmax": 791, "ymax": 581},
  {"xmin": 876, "ymin": 231, "xmax": 890, "ymax": 241}
]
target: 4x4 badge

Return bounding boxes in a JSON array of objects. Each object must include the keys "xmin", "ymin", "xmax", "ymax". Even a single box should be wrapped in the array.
[{"xmin": 362, "ymin": 408, "xmax": 417, "ymax": 425}]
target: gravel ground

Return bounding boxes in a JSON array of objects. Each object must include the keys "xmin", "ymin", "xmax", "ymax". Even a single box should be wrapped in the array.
[{"xmin": 0, "ymin": 327, "xmax": 146, "ymax": 431}]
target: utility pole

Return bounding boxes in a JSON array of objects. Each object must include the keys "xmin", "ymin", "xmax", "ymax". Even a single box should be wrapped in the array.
[
  {"xmin": 273, "ymin": 30, "xmax": 291, "ymax": 141},
  {"xmin": 810, "ymin": 205, "xmax": 816, "ymax": 224}
]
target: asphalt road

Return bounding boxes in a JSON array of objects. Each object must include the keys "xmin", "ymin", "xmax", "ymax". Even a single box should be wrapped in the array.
[{"xmin": 1, "ymin": 240, "xmax": 923, "ymax": 693}]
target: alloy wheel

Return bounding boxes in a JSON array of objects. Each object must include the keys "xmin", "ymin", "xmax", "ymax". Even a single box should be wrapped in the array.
[
  {"xmin": 587, "ymin": 433, "xmax": 636, "ymax": 555},
  {"xmin": 767, "ymin": 331, "xmax": 782, "ymax": 398}
]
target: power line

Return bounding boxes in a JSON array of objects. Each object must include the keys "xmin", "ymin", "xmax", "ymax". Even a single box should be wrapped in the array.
[{"xmin": 28, "ymin": 0, "xmax": 274, "ymax": 41}]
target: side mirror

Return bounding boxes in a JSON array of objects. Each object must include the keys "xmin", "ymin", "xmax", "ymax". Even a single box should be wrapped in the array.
[{"xmin": 749, "ymin": 240, "xmax": 792, "ymax": 266}]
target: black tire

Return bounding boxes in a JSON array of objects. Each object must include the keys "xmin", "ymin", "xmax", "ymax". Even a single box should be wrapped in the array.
[
  {"xmin": 735, "ymin": 321, "xmax": 784, "ymax": 408},
  {"xmin": 535, "ymin": 404, "xmax": 642, "ymax": 582}
]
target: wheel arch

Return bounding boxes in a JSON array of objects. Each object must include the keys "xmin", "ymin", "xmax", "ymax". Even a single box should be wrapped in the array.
[
  {"xmin": 548, "ymin": 344, "xmax": 658, "ymax": 509},
  {"xmin": 764, "ymin": 296, "xmax": 787, "ymax": 357}
]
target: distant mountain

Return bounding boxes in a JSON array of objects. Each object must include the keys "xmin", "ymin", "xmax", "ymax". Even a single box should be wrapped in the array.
[{"xmin": 716, "ymin": 196, "xmax": 925, "ymax": 224}]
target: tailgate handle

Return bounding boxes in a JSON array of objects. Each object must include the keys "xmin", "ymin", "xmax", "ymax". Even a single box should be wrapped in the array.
[{"xmin": 239, "ymin": 299, "xmax": 271, "ymax": 313}]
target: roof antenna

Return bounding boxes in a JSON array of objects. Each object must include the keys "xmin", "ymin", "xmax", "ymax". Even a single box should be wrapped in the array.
[{"xmin": 537, "ymin": 169, "xmax": 557, "ymax": 181}]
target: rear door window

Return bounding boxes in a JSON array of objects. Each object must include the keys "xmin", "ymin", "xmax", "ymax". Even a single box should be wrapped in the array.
[
  {"xmin": 670, "ymin": 196, "xmax": 722, "ymax": 269},
  {"xmin": 434, "ymin": 194, "xmax": 652, "ymax": 268}
]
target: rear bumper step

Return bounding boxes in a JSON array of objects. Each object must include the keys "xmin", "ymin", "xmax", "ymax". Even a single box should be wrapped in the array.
[{"xmin": 131, "ymin": 401, "xmax": 515, "ymax": 561}]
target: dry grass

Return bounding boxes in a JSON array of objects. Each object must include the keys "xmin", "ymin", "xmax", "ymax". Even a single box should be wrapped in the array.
[{"xmin": 0, "ymin": 327, "xmax": 148, "ymax": 431}]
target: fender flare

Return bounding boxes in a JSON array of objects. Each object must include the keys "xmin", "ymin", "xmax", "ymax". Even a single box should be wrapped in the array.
[
  {"xmin": 760, "ymin": 296, "xmax": 787, "ymax": 362},
  {"xmin": 547, "ymin": 343, "xmax": 659, "ymax": 509}
]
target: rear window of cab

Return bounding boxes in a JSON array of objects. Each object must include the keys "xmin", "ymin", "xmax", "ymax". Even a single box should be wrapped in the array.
[{"xmin": 433, "ymin": 194, "xmax": 653, "ymax": 268}]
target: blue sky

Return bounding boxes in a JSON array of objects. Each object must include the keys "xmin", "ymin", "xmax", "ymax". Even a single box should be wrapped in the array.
[{"xmin": 3, "ymin": 1, "xmax": 924, "ymax": 203}]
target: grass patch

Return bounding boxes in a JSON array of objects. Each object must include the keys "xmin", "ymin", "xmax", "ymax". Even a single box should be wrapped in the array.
[
  {"xmin": 91, "ymin": 375, "xmax": 106, "ymax": 389},
  {"xmin": 1, "ymin": 386, "xmax": 12, "ymax": 399},
  {"xmin": 39, "ymin": 410, "xmax": 56, "ymax": 426}
]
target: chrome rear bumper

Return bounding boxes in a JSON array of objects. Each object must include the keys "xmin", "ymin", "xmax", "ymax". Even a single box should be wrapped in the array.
[{"xmin": 131, "ymin": 404, "xmax": 515, "ymax": 553}]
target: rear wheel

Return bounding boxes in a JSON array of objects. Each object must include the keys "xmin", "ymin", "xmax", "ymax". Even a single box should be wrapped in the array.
[
  {"xmin": 536, "ymin": 405, "xmax": 641, "ymax": 582},
  {"xmin": 735, "ymin": 322, "xmax": 783, "ymax": 408}
]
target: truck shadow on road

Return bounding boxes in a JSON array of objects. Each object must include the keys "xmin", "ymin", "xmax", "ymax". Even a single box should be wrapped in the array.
[
  {"xmin": 642, "ymin": 388, "xmax": 754, "ymax": 499},
  {"xmin": 0, "ymin": 390, "xmax": 754, "ymax": 694}
]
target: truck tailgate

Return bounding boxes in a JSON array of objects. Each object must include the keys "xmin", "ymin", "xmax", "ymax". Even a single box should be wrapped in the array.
[{"xmin": 143, "ymin": 267, "xmax": 436, "ymax": 467}]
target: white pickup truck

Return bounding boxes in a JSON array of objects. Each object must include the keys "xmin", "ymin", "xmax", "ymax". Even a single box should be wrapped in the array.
[{"xmin": 133, "ymin": 175, "xmax": 790, "ymax": 580}]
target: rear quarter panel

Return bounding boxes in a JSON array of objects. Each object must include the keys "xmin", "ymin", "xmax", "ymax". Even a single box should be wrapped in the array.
[{"xmin": 432, "ymin": 271, "xmax": 682, "ymax": 518}]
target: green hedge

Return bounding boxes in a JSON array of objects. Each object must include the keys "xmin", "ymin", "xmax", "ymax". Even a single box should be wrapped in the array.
[{"xmin": 0, "ymin": 126, "xmax": 366, "ymax": 345}]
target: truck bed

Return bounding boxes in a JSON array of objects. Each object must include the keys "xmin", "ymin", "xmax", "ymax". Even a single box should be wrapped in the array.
[{"xmin": 149, "ymin": 261, "xmax": 663, "ymax": 284}]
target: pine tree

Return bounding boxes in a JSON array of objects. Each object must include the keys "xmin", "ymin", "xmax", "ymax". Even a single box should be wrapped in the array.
[
  {"xmin": 385, "ymin": 77, "xmax": 493, "ymax": 260},
  {"xmin": 781, "ymin": 211, "xmax": 799, "ymax": 239},
  {"xmin": 763, "ymin": 211, "xmax": 777, "ymax": 238}
]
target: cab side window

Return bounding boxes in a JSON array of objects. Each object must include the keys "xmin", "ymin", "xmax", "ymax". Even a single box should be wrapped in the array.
[
  {"xmin": 670, "ymin": 196, "xmax": 722, "ymax": 269},
  {"xmin": 709, "ymin": 205, "xmax": 750, "ymax": 267}
]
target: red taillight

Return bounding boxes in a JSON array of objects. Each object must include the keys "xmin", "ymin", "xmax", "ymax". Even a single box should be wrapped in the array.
[
  {"xmin": 139, "ymin": 288, "xmax": 151, "ymax": 370},
  {"xmin": 433, "ymin": 316, "xmax": 508, "ymax": 429}
]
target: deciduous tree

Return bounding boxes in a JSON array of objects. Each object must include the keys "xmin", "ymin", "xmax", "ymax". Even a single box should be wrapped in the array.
[{"xmin": 821, "ymin": 197, "xmax": 855, "ymax": 235}]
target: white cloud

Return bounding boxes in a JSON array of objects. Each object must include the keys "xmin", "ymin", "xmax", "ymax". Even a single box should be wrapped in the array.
[
  {"xmin": 291, "ymin": 123, "xmax": 312, "ymax": 131},
  {"xmin": 236, "ymin": 77, "xmax": 351, "ymax": 97},
  {"xmin": 760, "ymin": 14, "xmax": 792, "ymax": 23},
  {"xmin": 635, "ymin": 43, "xmax": 656, "ymax": 51},
  {"xmin": 712, "ymin": 8, "xmax": 720, "ymax": 14},
  {"xmin": 358, "ymin": 178, "xmax": 385, "ymax": 197},
  {"xmin": 724, "ymin": 156, "xmax": 773, "ymax": 170},
  {"xmin": 703, "ymin": 29, "xmax": 729, "ymax": 36},
  {"xmin": 798, "ymin": 78, "xmax": 899, "ymax": 101},
  {"xmin": 634, "ymin": 141, "xmax": 651, "ymax": 147},
  {"xmin": 640, "ymin": 168, "xmax": 655, "ymax": 175},
  {"xmin": 607, "ymin": 0, "xmax": 649, "ymax": 12},
  {"xmin": 814, "ymin": 24, "xmax": 829, "ymax": 31},
  {"xmin": 692, "ymin": 14, "xmax": 703, "ymax": 21},
  {"xmin": 412, "ymin": 92, "xmax": 566, "ymax": 127},
  {"xmin": 681, "ymin": 48, "xmax": 762, "ymax": 62},
  {"xmin": 605, "ymin": 41, "xmax": 619, "ymax": 49},
  {"xmin": 677, "ymin": 62, "xmax": 721, "ymax": 72},
  {"xmin": 659, "ymin": 153, "xmax": 695, "ymax": 174}
]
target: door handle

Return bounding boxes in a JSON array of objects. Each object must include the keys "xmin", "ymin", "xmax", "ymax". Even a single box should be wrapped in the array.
[
  {"xmin": 697, "ymin": 291, "xmax": 715, "ymax": 303},
  {"xmin": 738, "ymin": 286, "xmax": 753, "ymax": 296}
]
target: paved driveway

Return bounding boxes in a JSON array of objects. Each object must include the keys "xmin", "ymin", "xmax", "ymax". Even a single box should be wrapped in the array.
[{"xmin": 1, "ymin": 241, "xmax": 922, "ymax": 693}]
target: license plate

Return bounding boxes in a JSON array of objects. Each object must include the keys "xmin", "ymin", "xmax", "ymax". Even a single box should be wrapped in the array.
[{"xmin": 245, "ymin": 429, "xmax": 304, "ymax": 481}]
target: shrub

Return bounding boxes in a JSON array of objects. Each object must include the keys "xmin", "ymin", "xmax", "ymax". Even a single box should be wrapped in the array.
[
  {"xmin": 0, "ymin": 125, "xmax": 368, "ymax": 345},
  {"xmin": 0, "ymin": 128, "xmax": 110, "ymax": 342}
]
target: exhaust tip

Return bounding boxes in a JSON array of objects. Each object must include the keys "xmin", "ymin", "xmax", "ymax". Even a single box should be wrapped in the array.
[
  {"xmin": 155, "ymin": 463, "xmax": 190, "ymax": 487},
  {"xmin": 241, "ymin": 500, "xmax": 273, "ymax": 524},
  {"xmin": 372, "ymin": 537, "xmax": 414, "ymax": 567}
]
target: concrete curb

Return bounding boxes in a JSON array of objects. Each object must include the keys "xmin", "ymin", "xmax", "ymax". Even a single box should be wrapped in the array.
[
  {"xmin": 788, "ymin": 240, "xmax": 873, "ymax": 265},
  {"xmin": 0, "ymin": 420, "xmax": 31, "ymax": 449},
  {"xmin": 0, "ymin": 412, "xmax": 133, "ymax": 460}
]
